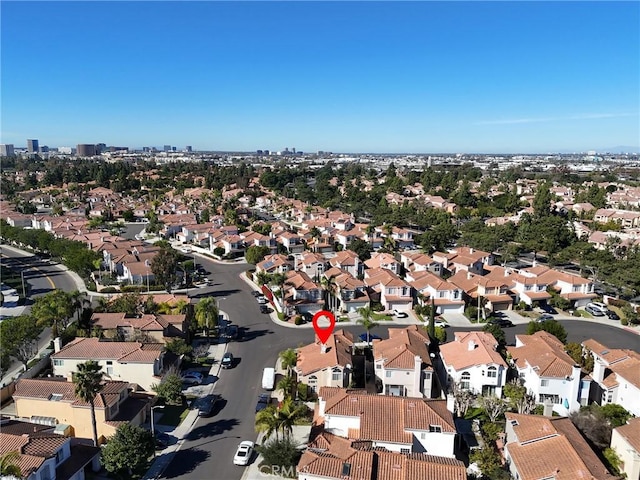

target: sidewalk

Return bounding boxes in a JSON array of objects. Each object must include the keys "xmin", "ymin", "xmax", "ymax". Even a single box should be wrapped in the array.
[{"xmin": 143, "ymin": 332, "xmax": 228, "ymax": 479}]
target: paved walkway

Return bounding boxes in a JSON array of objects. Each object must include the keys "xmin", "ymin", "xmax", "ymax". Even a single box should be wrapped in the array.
[{"xmin": 143, "ymin": 337, "xmax": 228, "ymax": 480}]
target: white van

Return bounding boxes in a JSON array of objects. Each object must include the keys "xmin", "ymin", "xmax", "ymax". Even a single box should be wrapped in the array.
[{"xmin": 262, "ymin": 367, "xmax": 275, "ymax": 391}]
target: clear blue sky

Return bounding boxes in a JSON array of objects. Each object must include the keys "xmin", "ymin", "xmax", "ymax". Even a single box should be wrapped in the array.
[{"xmin": 1, "ymin": 1, "xmax": 639, "ymax": 153}]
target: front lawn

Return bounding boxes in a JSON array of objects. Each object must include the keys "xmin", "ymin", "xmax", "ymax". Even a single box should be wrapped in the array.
[
  {"xmin": 157, "ymin": 405, "xmax": 190, "ymax": 427},
  {"xmin": 372, "ymin": 312, "xmax": 393, "ymax": 321}
]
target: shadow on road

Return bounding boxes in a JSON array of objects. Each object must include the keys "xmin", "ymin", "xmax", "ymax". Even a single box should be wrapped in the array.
[
  {"xmin": 188, "ymin": 288, "xmax": 242, "ymax": 300},
  {"xmin": 188, "ymin": 417, "xmax": 240, "ymax": 440},
  {"xmin": 159, "ymin": 447, "xmax": 211, "ymax": 478},
  {"xmin": 236, "ymin": 328, "xmax": 273, "ymax": 342}
]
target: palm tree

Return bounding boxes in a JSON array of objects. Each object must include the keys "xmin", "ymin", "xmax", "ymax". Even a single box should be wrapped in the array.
[
  {"xmin": 357, "ymin": 306, "xmax": 378, "ymax": 344},
  {"xmin": 255, "ymin": 405, "xmax": 280, "ymax": 440},
  {"xmin": 73, "ymin": 361, "xmax": 104, "ymax": 447},
  {"xmin": 256, "ymin": 271, "xmax": 272, "ymax": 287},
  {"xmin": 321, "ymin": 274, "xmax": 339, "ymax": 313},
  {"xmin": 0, "ymin": 451, "xmax": 22, "ymax": 478},
  {"xmin": 270, "ymin": 273, "xmax": 288, "ymax": 308},
  {"xmin": 275, "ymin": 398, "xmax": 309, "ymax": 439},
  {"xmin": 276, "ymin": 374, "xmax": 297, "ymax": 401},
  {"xmin": 279, "ymin": 349, "xmax": 297, "ymax": 377},
  {"xmin": 194, "ymin": 297, "xmax": 218, "ymax": 343}
]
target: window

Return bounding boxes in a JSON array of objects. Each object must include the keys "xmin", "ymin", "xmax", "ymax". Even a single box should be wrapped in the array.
[
  {"xmin": 107, "ymin": 366, "xmax": 114, "ymax": 375},
  {"xmin": 376, "ymin": 364, "xmax": 382, "ymax": 369},
  {"xmin": 510, "ymin": 420, "xmax": 519, "ymax": 427},
  {"xmin": 487, "ymin": 367, "xmax": 497, "ymax": 378},
  {"xmin": 425, "ymin": 372, "xmax": 431, "ymax": 380},
  {"xmin": 429, "ymin": 425, "xmax": 442, "ymax": 433},
  {"xmin": 56, "ymin": 449, "xmax": 64, "ymax": 464},
  {"xmin": 49, "ymin": 394, "xmax": 63, "ymax": 402},
  {"xmin": 541, "ymin": 379, "xmax": 549, "ymax": 387},
  {"xmin": 461, "ymin": 372, "xmax": 471, "ymax": 390},
  {"xmin": 420, "ymin": 432, "xmax": 426, "ymax": 440},
  {"xmin": 386, "ymin": 371, "xmax": 392, "ymax": 378},
  {"xmin": 332, "ymin": 371, "xmax": 341, "ymax": 381},
  {"xmin": 400, "ymin": 448, "xmax": 410, "ymax": 454},
  {"xmin": 53, "ymin": 359, "xmax": 64, "ymax": 366},
  {"xmin": 539, "ymin": 394, "xmax": 560, "ymax": 404}
]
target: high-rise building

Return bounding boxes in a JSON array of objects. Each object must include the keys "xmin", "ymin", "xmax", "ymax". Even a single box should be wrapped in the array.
[
  {"xmin": 27, "ymin": 139, "xmax": 39, "ymax": 153},
  {"xmin": 163, "ymin": 145, "xmax": 171, "ymax": 152},
  {"xmin": 0, "ymin": 144, "xmax": 15, "ymax": 157},
  {"xmin": 77, "ymin": 144, "xmax": 97, "ymax": 156},
  {"xmin": 185, "ymin": 146, "xmax": 192, "ymax": 152}
]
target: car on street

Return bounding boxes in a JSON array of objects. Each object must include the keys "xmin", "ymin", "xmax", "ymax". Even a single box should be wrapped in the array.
[
  {"xmin": 392, "ymin": 309, "xmax": 408, "ymax": 318},
  {"xmin": 251, "ymin": 290, "xmax": 263, "ymax": 297},
  {"xmin": 434, "ymin": 320, "xmax": 449, "ymax": 328},
  {"xmin": 260, "ymin": 304, "xmax": 269, "ymax": 314},
  {"xmin": 488, "ymin": 318, "xmax": 514, "ymax": 328},
  {"xmin": 225, "ymin": 324, "xmax": 239, "ymax": 340},
  {"xmin": 233, "ymin": 441, "xmax": 254, "ymax": 466},
  {"xmin": 181, "ymin": 371, "xmax": 204, "ymax": 385},
  {"xmin": 540, "ymin": 304, "xmax": 558, "ymax": 314},
  {"xmin": 198, "ymin": 394, "xmax": 221, "ymax": 417},
  {"xmin": 221, "ymin": 352, "xmax": 234, "ymax": 369},
  {"xmin": 256, "ymin": 296, "xmax": 267, "ymax": 305},
  {"xmin": 255, "ymin": 393, "xmax": 271, "ymax": 412},
  {"xmin": 606, "ymin": 310, "xmax": 620, "ymax": 320},
  {"xmin": 537, "ymin": 314, "xmax": 555, "ymax": 323}
]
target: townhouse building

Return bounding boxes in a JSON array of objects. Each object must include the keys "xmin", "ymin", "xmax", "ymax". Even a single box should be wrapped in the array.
[
  {"xmin": 439, "ymin": 331, "xmax": 508, "ymax": 397},
  {"xmin": 323, "ymin": 267, "xmax": 370, "ymax": 313},
  {"xmin": 507, "ymin": 332, "xmax": 590, "ymax": 415}
]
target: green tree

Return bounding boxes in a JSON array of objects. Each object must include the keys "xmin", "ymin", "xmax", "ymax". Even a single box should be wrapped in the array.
[
  {"xmin": 470, "ymin": 446, "xmax": 508, "ymax": 480},
  {"xmin": 104, "ymin": 292, "xmax": 143, "ymax": 316},
  {"xmin": 72, "ymin": 360, "xmax": 104, "ymax": 447},
  {"xmin": 279, "ymin": 349, "xmax": 297, "ymax": 377},
  {"xmin": 164, "ymin": 338, "xmax": 192, "ymax": 357},
  {"xmin": 427, "ymin": 298, "xmax": 436, "ymax": 340},
  {"xmin": 433, "ymin": 326, "xmax": 447, "ymax": 344},
  {"xmin": 31, "ymin": 290, "xmax": 74, "ymax": 337},
  {"xmin": 0, "ymin": 315, "xmax": 41, "ymax": 370},
  {"xmin": 533, "ymin": 181, "xmax": 554, "ymax": 218},
  {"xmin": 275, "ymin": 398, "xmax": 309, "ymax": 439},
  {"xmin": 150, "ymin": 246, "xmax": 179, "ymax": 292},
  {"xmin": 600, "ymin": 404, "xmax": 631, "ymax": 428},
  {"xmin": 482, "ymin": 322, "xmax": 506, "ymax": 352},
  {"xmin": 245, "ymin": 245, "xmax": 270, "ymax": 265},
  {"xmin": 269, "ymin": 272, "xmax": 288, "ymax": 306},
  {"xmin": 152, "ymin": 373, "xmax": 183, "ymax": 405},
  {"xmin": 194, "ymin": 297, "xmax": 218, "ymax": 342},
  {"xmin": 256, "ymin": 437, "xmax": 301, "ymax": 478},
  {"xmin": 276, "ymin": 375, "xmax": 297, "ymax": 401},
  {"xmin": 526, "ymin": 319, "xmax": 567, "ymax": 344},
  {"xmin": 256, "ymin": 405, "xmax": 280, "ymax": 440},
  {"xmin": 348, "ymin": 239, "xmax": 372, "ymax": 261},
  {"xmin": 357, "ymin": 306, "xmax": 378, "ymax": 344},
  {"xmin": 0, "ymin": 451, "xmax": 22, "ymax": 478},
  {"xmin": 101, "ymin": 424, "xmax": 154, "ymax": 479}
]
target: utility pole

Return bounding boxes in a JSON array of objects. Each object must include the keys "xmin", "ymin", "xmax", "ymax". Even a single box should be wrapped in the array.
[{"xmin": 20, "ymin": 270, "xmax": 26, "ymax": 298}]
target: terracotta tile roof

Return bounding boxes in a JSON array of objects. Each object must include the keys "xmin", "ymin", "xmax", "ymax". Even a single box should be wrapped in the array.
[
  {"xmin": 297, "ymin": 330, "xmax": 355, "ymax": 376},
  {"xmin": 52, "ymin": 337, "xmax": 163, "ymax": 363},
  {"xmin": 323, "ymin": 389, "xmax": 455, "ymax": 445},
  {"xmin": 614, "ymin": 417, "xmax": 640, "ymax": 452},
  {"xmin": 0, "ymin": 431, "xmax": 68, "ymax": 478},
  {"xmin": 609, "ymin": 356, "xmax": 640, "ymax": 390},
  {"xmin": 298, "ymin": 431, "xmax": 466, "ymax": 480},
  {"xmin": 508, "ymin": 331, "xmax": 577, "ymax": 378},
  {"xmin": 505, "ymin": 413, "xmax": 615, "ymax": 480},
  {"xmin": 440, "ymin": 331, "xmax": 507, "ymax": 371},
  {"xmin": 374, "ymin": 326, "xmax": 432, "ymax": 370},
  {"xmin": 330, "ymin": 250, "xmax": 359, "ymax": 267},
  {"xmin": 14, "ymin": 378, "xmax": 129, "ymax": 409}
]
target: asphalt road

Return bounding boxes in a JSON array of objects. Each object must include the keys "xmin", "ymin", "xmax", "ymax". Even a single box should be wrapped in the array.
[{"xmin": 160, "ymin": 255, "xmax": 640, "ymax": 480}]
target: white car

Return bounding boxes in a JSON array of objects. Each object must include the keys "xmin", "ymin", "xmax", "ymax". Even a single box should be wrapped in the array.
[
  {"xmin": 233, "ymin": 440, "xmax": 254, "ymax": 466},
  {"xmin": 256, "ymin": 296, "xmax": 267, "ymax": 305},
  {"xmin": 181, "ymin": 372, "xmax": 204, "ymax": 385},
  {"xmin": 434, "ymin": 320, "xmax": 449, "ymax": 328},
  {"xmin": 392, "ymin": 309, "xmax": 408, "ymax": 318}
]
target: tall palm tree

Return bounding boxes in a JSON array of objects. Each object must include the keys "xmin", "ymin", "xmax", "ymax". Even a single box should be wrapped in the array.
[
  {"xmin": 357, "ymin": 306, "xmax": 378, "ymax": 344},
  {"xmin": 256, "ymin": 271, "xmax": 272, "ymax": 287},
  {"xmin": 73, "ymin": 361, "xmax": 104, "ymax": 447},
  {"xmin": 255, "ymin": 405, "xmax": 280, "ymax": 440},
  {"xmin": 0, "ymin": 451, "xmax": 22, "ymax": 478},
  {"xmin": 279, "ymin": 349, "xmax": 297, "ymax": 377},
  {"xmin": 269, "ymin": 273, "xmax": 288, "ymax": 308},
  {"xmin": 276, "ymin": 374, "xmax": 297, "ymax": 401},
  {"xmin": 194, "ymin": 297, "xmax": 218, "ymax": 343},
  {"xmin": 321, "ymin": 274, "xmax": 338, "ymax": 313}
]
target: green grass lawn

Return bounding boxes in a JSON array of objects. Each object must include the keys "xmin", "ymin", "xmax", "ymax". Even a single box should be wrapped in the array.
[
  {"xmin": 157, "ymin": 405, "xmax": 190, "ymax": 427},
  {"xmin": 372, "ymin": 312, "xmax": 393, "ymax": 321}
]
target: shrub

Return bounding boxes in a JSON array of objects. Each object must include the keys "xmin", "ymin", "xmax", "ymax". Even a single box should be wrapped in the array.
[
  {"xmin": 294, "ymin": 316, "xmax": 303, "ymax": 325},
  {"xmin": 100, "ymin": 287, "xmax": 119, "ymax": 293},
  {"xmin": 152, "ymin": 373, "xmax": 183, "ymax": 405},
  {"xmin": 257, "ymin": 437, "xmax": 301, "ymax": 479},
  {"xmin": 465, "ymin": 306, "xmax": 479, "ymax": 321},
  {"xmin": 121, "ymin": 285, "xmax": 146, "ymax": 293},
  {"xmin": 213, "ymin": 247, "xmax": 225, "ymax": 257}
]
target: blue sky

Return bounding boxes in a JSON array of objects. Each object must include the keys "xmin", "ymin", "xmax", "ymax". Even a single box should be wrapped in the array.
[{"xmin": 1, "ymin": 1, "xmax": 638, "ymax": 153}]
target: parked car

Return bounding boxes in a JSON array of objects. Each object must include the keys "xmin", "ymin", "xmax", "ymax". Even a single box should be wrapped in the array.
[
  {"xmin": 587, "ymin": 302, "xmax": 608, "ymax": 315},
  {"xmin": 606, "ymin": 310, "xmax": 620, "ymax": 320},
  {"xmin": 392, "ymin": 309, "xmax": 408, "ymax": 318},
  {"xmin": 489, "ymin": 318, "xmax": 514, "ymax": 328},
  {"xmin": 221, "ymin": 352, "xmax": 234, "ymax": 369},
  {"xmin": 181, "ymin": 371, "xmax": 204, "ymax": 385},
  {"xmin": 259, "ymin": 304, "xmax": 270, "ymax": 314},
  {"xmin": 537, "ymin": 314, "xmax": 555, "ymax": 323},
  {"xmin": 540, "ymin": 304, "xmax": 558, "ymax": 314},
  {"xmin": 255, "ymin": 393, "xmax": 271, "ymax": 412},
  {"xmin": 256, "ymin": 296, "xmax": 267, "ymax": 305},
  {"xmin": 585, "ymin": 305, "xmax": 605, "ymax": 317},
  {"xmin": 251, "ymin": 291, "xmax": 262, "ymax": 297},
  {"xmin": 198, "ymin": 394, "xmax": 221, "ymax": 417},
  {"xmin": 233, "ymin": 441, "xmax": 254, "ymax": 466},
  {"xmin": 358, "ymin": 333, "xmax": 382, "ymax": 342},
  {"xmin": 226, "ymin": 325, "xmax": 239, "ymax": 340},
  {"xmin": 434, "ymin": 320, "xmax": 449, "ymax": 328}
]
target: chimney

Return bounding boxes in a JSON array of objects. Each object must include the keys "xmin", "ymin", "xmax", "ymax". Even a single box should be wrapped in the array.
[
  {"xmin": 468, "ymin": 340, "xmax": 477, "ymax": 351},
  {"xmin": 53, "ymin": 337, "xmax": 62, "ymax": 353},
  {"xmin": 467, "ymin": 272, "xmax": 473, "ymax": 280},
  {"xmin": 469, "ymin": 248, "xmax": 474, "ymax": 254},
  {"xmin": 543, "ymin": 399, "xmax": 554, "ymax": 417},
  {"xmin": 321, "ymin": 344, "xmax": 327, "ymax": 354}
]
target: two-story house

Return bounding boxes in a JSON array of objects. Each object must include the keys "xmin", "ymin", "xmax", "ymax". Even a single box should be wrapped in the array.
[
  {"xmin": 509, "ymin": 267, "xmax": 552, "ymax": 306},
  {"xmin": 296, "ymin": 331, "xmax": 355, "ymax": 392},
  {"xmin": 364, "ymin": 268, "xmax": 413, "ymax": 312},
  {"xmin": 323, "ymin": 267, "xmax": 370, "ymax": 313},
  {"xmin": 448, "ymin": 271, "xmax": 513, "ymax": 312},
  {"xmin": 373, "ymin": 326, "xmax": 435, "ymax": 398},
  {"xmin": 538, "ymin": 268, "xmax": 597, "ymax": 307},
  {"xmin": 400, "ymin": 251, "xmax": 442, "ymax": 277},
  {"xmin": 504, "ymin": 413, "xmax": 616, "ymax": 480},
  {"xmin": 277, "ymin": 231, "xmax": 306, "ymax": 254},
  {"xmin": 432, "ymin": 247, "xmax": 492, "ymax": 276},
  {"xmin": 582, "ymin": 339, "xmax": 640, "ymax": 416},
  {"xmin": 294, "ymin": 252, "xmax": 327, "ymax": 280},
  {"xmin": 51, "ymin": 337, "xmax": 167, "ymax": 392},
  {"xmin": 507, "ymin": 332, "xmax": 590, "ymax": 415},
  {"xmin": 407, "ymin": 271, "xmax": 464, "ymax": 314},
  {"xmin": 364, "ymin": 252, "xmax": 402, "ymax": 276},
  {"xmin": 255, "ymin": 254, "xmax": 294, "ymax": 277},
  {"xmin": 90, "ymin": 312, "xmax": 189, "ymax": 343},
  {"xmin": 13, "ymin": 378, "xmax": 148, "ymax": 444},
  {"xmin": 283, "ymin": 270, "xmax": 324, "ymax": 316},
  {"xmin": 439, "ymin": 331, "xmax": 508, "ymax": 397},
  {"xmin": 317, "ymin": 388, "xmax": 457, "ymax": 458},
  {"xmin": 0, "ymin": 419, "xmax": 101, "ymax": 480},
  {"xmin": 328, "ymin": 250, "xmax": 362, "ymax": 278},
  {"xmin": 297, "ymin": 431, "xmax": 466, "ymax": 480}
]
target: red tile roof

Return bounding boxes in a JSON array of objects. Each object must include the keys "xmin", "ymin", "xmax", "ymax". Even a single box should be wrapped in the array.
[{"xmin": 52, "ymin": 337, "xmax": 164, "ymax": 363}]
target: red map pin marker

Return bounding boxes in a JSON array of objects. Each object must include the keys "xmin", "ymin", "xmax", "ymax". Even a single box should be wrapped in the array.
[{"xmin": 312, "ymin": 310, "xmax": 336, "ymax": 344}]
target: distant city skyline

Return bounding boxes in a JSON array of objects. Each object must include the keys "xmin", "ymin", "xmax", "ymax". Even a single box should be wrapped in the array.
[{"xmin": 1, "ymin": 1, "xmax": 638, "ymax": 154}]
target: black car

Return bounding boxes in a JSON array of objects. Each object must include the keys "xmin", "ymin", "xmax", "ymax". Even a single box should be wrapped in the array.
[
  {"xmin": 606, "ymin": 310, "xmax": 620, "ymax": 320},
  {"xmin": 489, "ymin": 318, "xmax": 514, "ymax": 328},
  {"xmin": 260, "ymin": 304, "xmax": 269, "ymax": 314},
  {"xmin": 226, "ymin": 325, "xmax": 239, "ymax": 340},
  {"xmin": 251, "ymin": 290, "xmax": 263, "ymax": 297},
  {"xmin": 221, "ymin": 352, "xmax": 234, "ymax": 369},
  {"xmin": 198, "ymin": 394, "xmax": 221, "ymax": 417},
  {"xmin": 255, "ymin": 393, "xmax": 271, "ymax": 412},
  {"xmin": 541, "ymin": 304, "xmax": 558, "ymax": 314}
]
